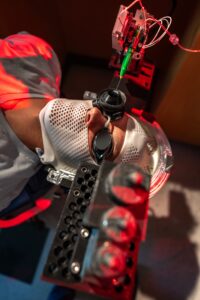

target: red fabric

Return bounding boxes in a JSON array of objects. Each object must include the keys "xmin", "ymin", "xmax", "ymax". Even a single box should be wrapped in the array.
[{"xmin": 0, "ymin": 32, "xmax": 61, "ymax": 110}]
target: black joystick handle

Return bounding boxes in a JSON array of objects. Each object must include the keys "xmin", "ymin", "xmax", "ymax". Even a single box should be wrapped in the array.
[
  {"xmin": 106, "ymin": 163, "xmax": 150, "ymax": 206},
  {"xmin": 92, "ymin": 88, "xmax": 126, "ymax": 121}
]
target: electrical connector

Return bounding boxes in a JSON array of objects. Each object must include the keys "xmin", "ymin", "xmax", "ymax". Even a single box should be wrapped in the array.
[{"xmin": 169, "ymin": 34, "xmax": 179, "ymax": 45}]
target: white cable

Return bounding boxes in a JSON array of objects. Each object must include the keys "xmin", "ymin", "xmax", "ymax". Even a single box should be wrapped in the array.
[
  {"xmin": 147, "ymin": 18, "xmax": 169, "ymax": 47},
  {"xmin": 139, "ymin": 0, "xmax": 147, "ymax": 34},
  {"xmin": 119, "ymin": 1, "xmax": 200, "ymax": 53},
  {"xmin": 152, "ymin": 17, "xmax": 171, "ymax": 45},
  {"xmin": 149, "ymin": 19, "xmax": 163, "ymax": 44},
  {"xmin": 143, "ymin": 16, "xmax": 172, "ymax": 48},
  {"xmin": 120, "ymin": 0, "xmax": 139, "ymax": 15}
]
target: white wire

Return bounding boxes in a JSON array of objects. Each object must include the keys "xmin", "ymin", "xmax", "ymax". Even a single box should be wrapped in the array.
[
  {"xmin": 149, "ymin": 16, "xmax": 172, "ymax": 29},
  {"xmin": 139, "ymin": 0, "xmax": 147, "ymax": 34},
  {"xmin": 120, "ymin": 0, "xmax": 139, "ymax": 15},
  {"xmin": 152, "ymin": 17, "xmax": 172, "ymax": 45},
  {"xmin": 143, "ymin": 16, "xmax": 172, "ymax": 48},
  {"xmin": 149, "ymin": 20, "xmax": 163, "ymax": 44},
  {"xmin": 147, "ymin": 18, "xmax": 170, "ymax": 47}
]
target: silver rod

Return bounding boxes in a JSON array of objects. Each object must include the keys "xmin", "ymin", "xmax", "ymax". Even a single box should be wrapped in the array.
[{"xmin": 115, "ymin": 77, "xmax": 121, "ymax": 90}]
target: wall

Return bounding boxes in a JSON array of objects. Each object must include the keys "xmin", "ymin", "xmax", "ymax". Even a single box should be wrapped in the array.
[
  {"xmin": 152, "ymin": 1, "xmax": 200, "ymax": 145},
  {"xmin": 153, "ymin": 31, "xmax": 200, "ymax": 146}
]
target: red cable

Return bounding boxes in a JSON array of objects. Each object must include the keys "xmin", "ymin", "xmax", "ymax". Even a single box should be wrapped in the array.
[{"xmin": 0, "ymin": 198, "xmax": 52, "ymax": 228}]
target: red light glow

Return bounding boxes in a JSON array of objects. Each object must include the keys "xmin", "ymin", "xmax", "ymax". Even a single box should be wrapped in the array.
[
  {"xmin": 1, "ymin": 34, "xmax": 53, "ymax": 59},
  {"xmin": 111, "ymin": 186, "xmax": 147, "ymax": 205},
  {"xmin": 0, "ymin": 198, "xmax": 51, "ymax": 228}
]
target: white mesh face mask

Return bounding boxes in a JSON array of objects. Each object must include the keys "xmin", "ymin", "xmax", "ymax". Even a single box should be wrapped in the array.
[
  {"xmin": 38, "ymin": 98, "xmax": 96, "ymax": 174},
  {"xmin": 38, "ymin": 100, "xmax": 172, "ymax": 197}
]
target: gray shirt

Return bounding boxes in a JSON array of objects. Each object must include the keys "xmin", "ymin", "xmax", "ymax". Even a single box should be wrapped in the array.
[
  {"xmin": 0, "ymin": 32, "xmax": 61, "ymax": 210},
  {"xmin": 0, "ymin": 110, "xmax": 41, "ymax": 210}
]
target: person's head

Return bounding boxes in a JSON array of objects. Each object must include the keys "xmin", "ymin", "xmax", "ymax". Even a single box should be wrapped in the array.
[
  {"xmin": 38, "ymin": 96, "xmax": 173, "ymax": 197},
  {"xmin": 38, "ymin": 97, "xmax": 157, "ymax": 176}
]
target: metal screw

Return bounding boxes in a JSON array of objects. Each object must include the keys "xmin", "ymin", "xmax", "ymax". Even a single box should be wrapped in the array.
[
  {"xmin": 147, "ymin": 142, "xmax": 154, "ymax": 153},
  {"xmin": 53, "ymin": 192, "xmax": 61, "ymax": 200},
  {"xmin": 80, "ymin": 228, "xmax": 90, "ymax": 238},
  {"xmin": 73, "ymin": 189, "xmax": 80, "ymax": 197},
  {"xmin": 133, "ymin": 53, "xmax": 141, "ymax": 60},
  {"xmin": 71, "ymin": 262, "xmax": 80, "ymax": 274},
  {"xmin": 81, "ymin": 167, "xmax": 88, "ymax": 173}
]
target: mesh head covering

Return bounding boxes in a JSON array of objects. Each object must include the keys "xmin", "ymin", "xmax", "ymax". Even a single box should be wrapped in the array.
[
  {"xmin": 38, "ymin": 98, "xmax": 96, "ymax": 174},
  {"xmin": 38, "ymin": 99, "xmax": 172, "ymax": 197},
  {"xmin": 0, "ymin": 31, "xmax": 61, "ymax": 109}
]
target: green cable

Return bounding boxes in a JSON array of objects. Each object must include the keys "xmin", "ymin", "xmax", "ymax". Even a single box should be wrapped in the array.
[
  {"xmin": 119, "ymin": 47, "xmax": 133, "ymax": 79},
  {"xmin": 119, "ymin": 28, "xmax": 141, "ymax": 79}
]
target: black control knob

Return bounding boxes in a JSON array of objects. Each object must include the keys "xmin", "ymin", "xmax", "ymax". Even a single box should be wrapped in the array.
[
  {"xmin": 101, "ymin": 207, "xmax": 137, "ymax": 243},
  {"xmin": 93, "ymin": 88, "xmax": 126, "ymax": 120},
  {"xmin": 105, "ymin": 163, "xmax": 150, "ymax": 206},
  {"xmin": 93, "ymin": 242, "xmax": 126, "ymax": 278}
]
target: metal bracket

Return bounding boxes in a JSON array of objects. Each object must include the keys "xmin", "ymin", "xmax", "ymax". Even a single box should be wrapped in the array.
[{"xmin": 46, "ymin": 168, "xmax": 75, "ymax": 186}]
